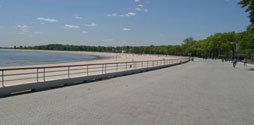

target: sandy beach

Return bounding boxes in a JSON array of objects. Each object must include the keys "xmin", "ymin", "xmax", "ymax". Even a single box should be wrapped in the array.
[
  {"xmin": 0, "ymin": 49, "xmax": 180, "ymax": 69},
  {"xmin": 0, "ymin": 49, "xmax": 185, "ymax": 87}
]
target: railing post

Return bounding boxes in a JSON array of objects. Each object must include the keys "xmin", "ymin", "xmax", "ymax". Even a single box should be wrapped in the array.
[
  {"xmin": 37, "ymin": 68, "xmax": 39, "ymax": 82},
  {"xmin": 126, "ymin": 62, "xmax": 127, "ymax": 71},
  {"xmin": 105, "ymin": 64, "xmax": 107, "ymax": 73},
  {"xmin": 116, "ymin": 63, "xmax": 118, "ymax": 72},
  {"xmin": 43, "ymin": 68, "xmax": 46, "ymax": 82},
  {"xmin": 2, "ymin": 70, "xmax": 4, "ymax": 87},
  {"xmin": 142, "ymin": 62, "xmax": 143, "ymax": 68},
  {"xmin": 87, "ymin": 65, "xmax": 89, "ymax": 76},
  {"xmin": 84, "ymin": 65, "xmax": 86, "ymax": 76},
  {"xmin": 68, "ymin": 66, "xmax": 70, "ymax": 78},
  {"xmin": 102, "ymin": 64, "xmax": 104, "ymax": 74}
]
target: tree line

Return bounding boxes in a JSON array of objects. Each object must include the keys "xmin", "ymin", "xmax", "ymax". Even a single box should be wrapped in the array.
[{"xmin": 18, "ymin": 30, "xmax": 253, "ymax": 59}]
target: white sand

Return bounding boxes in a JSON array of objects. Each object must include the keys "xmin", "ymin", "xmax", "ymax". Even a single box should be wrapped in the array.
[
  {"xmin": 0, "ymin": 49, "xmax": 180, "ymax": 69},
  {"xmin": 0, "ymin": 49, "xmax": 185, "ymax": 87}
]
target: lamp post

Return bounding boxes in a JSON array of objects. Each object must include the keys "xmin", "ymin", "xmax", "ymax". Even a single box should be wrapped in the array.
[
  {"xmin": 236, "ymin": 43, "xmax": 239, "ymax": 60},
  {"xmin": 231, "ymin": 42, "xmax": 237, "ymax": 59}
]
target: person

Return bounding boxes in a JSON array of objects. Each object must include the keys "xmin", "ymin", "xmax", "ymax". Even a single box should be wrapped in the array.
[
  {"xmin": 232, "ymin": 58, "xmax": 237, "ymax": 68},
  {"xmin": 191, "ymin": 57, "xmax": 194, "ymax": 61},
  {"xmin": 244, "ymin": 58, "xmax": 247, "ymax": 67}
]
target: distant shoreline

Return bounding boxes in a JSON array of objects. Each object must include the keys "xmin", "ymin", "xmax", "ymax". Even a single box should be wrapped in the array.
[{"xmin": 0, "ymin": 48, "xmax": 109, "ymax": 59}]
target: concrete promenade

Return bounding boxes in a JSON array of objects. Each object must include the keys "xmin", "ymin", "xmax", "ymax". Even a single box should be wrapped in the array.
[{"xmin": 0, "ymin": 59, "xmax": 254, "ymax": 125}]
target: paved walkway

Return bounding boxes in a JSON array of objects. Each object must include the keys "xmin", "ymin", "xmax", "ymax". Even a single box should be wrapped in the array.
[{"xmin": 0, "ymin": 59, "xmax": 254, "ymax": 125}]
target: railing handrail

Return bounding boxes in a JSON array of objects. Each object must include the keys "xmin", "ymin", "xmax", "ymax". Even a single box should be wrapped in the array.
[
  {"xmin": 0, "ymin": 58, "xmax": 189, "ymax": 88},
  {"xmin": 0, "ymin": 58, "xmax": 186, "ymax": 71}
]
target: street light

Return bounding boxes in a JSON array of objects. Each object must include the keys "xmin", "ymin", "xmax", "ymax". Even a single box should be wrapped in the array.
[{"xmin": 230, "ymin": 42, "xmax": 238, "ymax": 59}]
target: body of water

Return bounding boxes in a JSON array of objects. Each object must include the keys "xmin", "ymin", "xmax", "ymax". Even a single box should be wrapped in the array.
[{"xmin": 0, "ymin": 49, "xmax": 97, "ymax": 67}]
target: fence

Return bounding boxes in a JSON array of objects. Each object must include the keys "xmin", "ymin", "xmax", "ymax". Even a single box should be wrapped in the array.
[{"xmin": 0, "ymin": 58, "xmax": 189, "ymax": 87}]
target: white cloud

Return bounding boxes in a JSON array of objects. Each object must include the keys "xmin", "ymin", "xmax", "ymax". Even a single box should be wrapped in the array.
[
  {"xmin": 34, "ymin": 32, "xmax": 42, "ymax": 34},
  {"xmin": 37, "ymin": 17, "xmax": 57, "ymax": 22},
  {"xmin": 17, "ymin": 25, "xmax": 31, "ymax": 32},
  {"xmin": 125, "ymin": 12, "xmax": 136, "ymax": 16},
  {"xmin": 138, "ymin": 4, "xmax": 144, "ymax": 8},
  {"xmin": 64, "ymin": 24, "xmax": 80, "ymax": 29},
  {"xmin": 107, "ymin": 11, "xmax": 140, "ymax": 17},
  {"xmin": 17, "ymin": 25, "xmax": 31, "ymax": 29},
  {"xmin": 122, "ymin": 28, "xmax": 131, "ymax": 31},
  {"xmin": 101, "ymin": 39, "xmax": 135, "ymax": 46},
  {"xmin": 74, "ymin": 15, "xmax": 83, "ymax": 20},
  {"xmin": 81, "ymin": 31, "xmax": 88, "ymax": 34},
  {"xmin": 84, "ymin": 23, "xmax": 97, "ymax": 27},
  {"xmin": 112, "ymin": 13, "xmax": 117, "ymax": 16},
  {"xmin": 136, "ymin": 8, "xmax": 141, "ymax": 11},
  {"xmin": 135, "ymin": 0, "xmax": 141, "ymax": 2},
  {"xmin": 107, "ymin": 13, "xmax": 117, "ymax": 17},
  {"xmin": 144, "ymin": 9, "xmax": 149, "ymax": 12},
  {"xmin": 102, "ymin": 39, "xmax": 115, "ymax": 42},
  {"xmin": 17, "ymin": 32, "xmax": 25, "ymax": 35},
  {"xmin": 196, "ymin": 34, "xmax": 206, "ymax": 39}
]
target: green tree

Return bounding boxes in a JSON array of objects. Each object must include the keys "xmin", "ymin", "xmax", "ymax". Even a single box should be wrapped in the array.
[
  {"xmin": 238, "ymin": 0, "xmax": 254, "ymax": 30},
  {"xmin": 182, "ymin": 37, "xmax": 195, "ymax": 55}
]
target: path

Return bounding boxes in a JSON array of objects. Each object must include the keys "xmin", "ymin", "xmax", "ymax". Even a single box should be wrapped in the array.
[{"xmin": 0, "ymin": 59, "xmax": 254, "ymax": 125}]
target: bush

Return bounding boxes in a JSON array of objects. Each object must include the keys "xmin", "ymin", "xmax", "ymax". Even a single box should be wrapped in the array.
[{"xmin": 218, "ymin": 55, "xmax": 225, "ymax": 59}]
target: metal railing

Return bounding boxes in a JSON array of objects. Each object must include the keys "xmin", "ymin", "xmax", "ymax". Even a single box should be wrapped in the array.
[{"xmin": 0, "ymin": 58, "xmax": 189, "ymax": 87}]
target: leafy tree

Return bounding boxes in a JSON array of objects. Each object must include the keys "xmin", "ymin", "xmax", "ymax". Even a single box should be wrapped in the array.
[{"xmin": 238, "ymin": 0, "xmax": 254, "ymax": 30}]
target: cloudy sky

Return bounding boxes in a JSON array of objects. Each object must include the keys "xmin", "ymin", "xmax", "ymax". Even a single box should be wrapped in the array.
[{"xmin": 0, "ymin": 0, "xmax": 250, "ymax": 47}]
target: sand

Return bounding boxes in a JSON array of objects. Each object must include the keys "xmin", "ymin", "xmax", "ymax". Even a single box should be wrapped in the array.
[
  {"xmin": 0, "ymin": 49, "xmax": 180, "ymax": 69},
  {"xmin": 0, "ymin": 49, "xmax": 185, "ymax": 87}
]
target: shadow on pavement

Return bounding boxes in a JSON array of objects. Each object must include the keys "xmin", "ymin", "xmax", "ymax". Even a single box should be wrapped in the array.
[{"xmin": 248, "ymin": 68, "xmax": 254, "ymax": 71}]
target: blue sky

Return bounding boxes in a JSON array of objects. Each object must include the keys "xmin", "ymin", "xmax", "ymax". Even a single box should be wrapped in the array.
[{"xmin": 0, "ymin": 0, "xmax": 250, "ymax": 47}]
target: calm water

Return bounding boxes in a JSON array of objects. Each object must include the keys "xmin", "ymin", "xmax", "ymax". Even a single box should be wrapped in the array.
[{"xmin": 0, "ymin": 49, "xmax": 97, "ymax": 67}]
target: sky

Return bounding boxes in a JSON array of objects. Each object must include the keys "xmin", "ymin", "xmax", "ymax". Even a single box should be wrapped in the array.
[{"xmin": 0, "ymin": 0, "xmax": 250, "ymax": 47}]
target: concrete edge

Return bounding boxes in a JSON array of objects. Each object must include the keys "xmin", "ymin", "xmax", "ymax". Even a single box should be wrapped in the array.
[{"xmin": 238, "ymin": 62, "xmax": 254, "ymax": 67}]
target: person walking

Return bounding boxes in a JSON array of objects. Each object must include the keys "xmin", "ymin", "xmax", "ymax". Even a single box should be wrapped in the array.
[
  {"xmin": 233, "ymin": 58, "xmax": 237, "ymax": 68},
  {"xmin": 243, "ymin": 58, "xmax": 248, "ymax": 67},
  {"xmin": 191, "ymin": 57, "xmax": 194, "ymax": 61}
]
